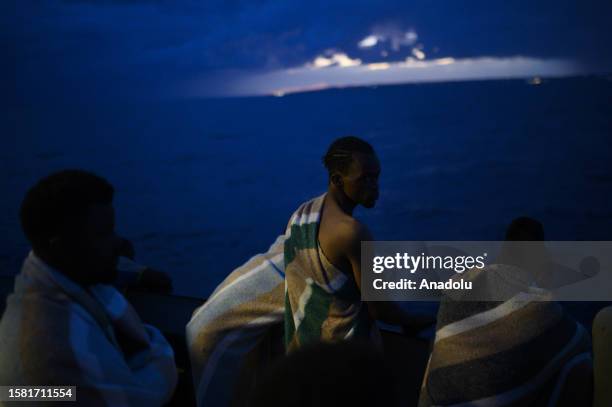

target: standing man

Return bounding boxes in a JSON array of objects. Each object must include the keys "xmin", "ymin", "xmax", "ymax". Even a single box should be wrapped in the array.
[{"xmin": 284, "ymin": 136, "xmax": 431, "ymax": 352}]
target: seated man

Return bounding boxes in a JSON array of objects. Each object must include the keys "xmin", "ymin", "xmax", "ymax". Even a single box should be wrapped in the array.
[
  {"xmin": 0, "ymin": 170, "xmax": 177, "ymax": 406},
  {"xmin": 419, "ymin": 217, "xmax": 593, "ymax": 407}
]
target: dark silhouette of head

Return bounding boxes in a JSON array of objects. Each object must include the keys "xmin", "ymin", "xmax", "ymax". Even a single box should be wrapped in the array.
[
  {"xmin": 499, "ymin": 217, "xmax": 550, "ymax": 281},
  {"xmin": 323, "ymin": 136, "xmax": 380, "ymax": 208},
  {"xmin": 250, "ymin": 341, "xmax": 403, "ymax": 407},
  {"xmin": 20, "ymin": 169, "xmax": 122, "ymax": 285},
  {"xmin": 504, "ymin": 217, "xmax": 545, "ymax": 241}
]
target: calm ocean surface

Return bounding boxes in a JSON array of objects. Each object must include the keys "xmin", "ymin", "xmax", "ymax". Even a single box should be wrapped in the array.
[{"xmin": 2, "ymin": 77, "xmax": 611, "ymax": 299}]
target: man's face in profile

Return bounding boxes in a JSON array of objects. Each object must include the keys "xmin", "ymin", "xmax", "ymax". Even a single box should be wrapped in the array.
[
  {"xmin": 68, "ymin": 203, "xmax": 121, "ymax": 285},
  {"xmin": 341, "ymin": 152, "xmax": 380, "ymax": 208}
]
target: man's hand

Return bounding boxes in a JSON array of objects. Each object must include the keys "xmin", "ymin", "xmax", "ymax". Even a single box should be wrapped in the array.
[
  {"xmin": 118, "ymin": 237, "xmax": 136, "ymax": 260},
  {"xmin": 115, "ymin": 238, "xmax": 173, "ymax": 294},
  {"xmin": 135, "ymin": 268, "xmax": 173, "ymax": 294},
  {"xmin": 344, "ymin": 224, "xmax": 436, "ymax": 330}
]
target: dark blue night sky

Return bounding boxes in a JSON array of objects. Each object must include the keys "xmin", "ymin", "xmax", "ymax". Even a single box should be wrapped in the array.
[{"xmin": 4, "ymin": 0, "xmax": 612, "ymax": 101}]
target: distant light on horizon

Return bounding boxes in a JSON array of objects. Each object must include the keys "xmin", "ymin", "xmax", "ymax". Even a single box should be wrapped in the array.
[
  {"xmin": 367, "ymin": 62, "xmax": 391, "ymax": 71},
  {"xmin": 272, "ymin": 82, "xmax": 330, "ymax": 97},
  {"xmin": 435, "ymin": 57, "xmax": 455, "ymax": 65},
  {"xmin": 528, "ymin": 76, "xmax": 543, "ymax": 85}
]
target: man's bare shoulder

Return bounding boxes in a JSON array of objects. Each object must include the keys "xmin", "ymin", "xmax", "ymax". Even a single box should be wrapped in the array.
[{"xmin": 330, "ymin": 216, "xmax": 374, "ymax": 250}]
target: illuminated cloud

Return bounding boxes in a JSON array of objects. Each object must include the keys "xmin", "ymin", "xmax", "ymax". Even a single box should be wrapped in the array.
[
  {"xmin": 357, "ymin": 26, "xmax": 418, "ymax": 52},
  {"xmin": 412, "ymin": 47, "xmax": 426, "ymax": 60},
  {"xmin": 392, "ymin": 29, "xmax": 418, "ymax": 51},
  {"xmin": 194, "ymin": 55, "xmax": 581, "ymax": 97},
  {"xmin": 312, "ymin": 56, "xmax": 334, "ymax": 68},
  {"xmin": 308, "ymin": 52, "xmax": 362, "ymax": 68},
  {"xmin": 358, "ymin": 35, "xmax": 381, "ymax": 48},
  {"xmin": 404, "ymin": 30, "xmax": 418, "ymax": 43}
]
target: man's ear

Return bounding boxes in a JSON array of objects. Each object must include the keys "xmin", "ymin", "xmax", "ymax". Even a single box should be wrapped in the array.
[{"xmin": 331, "ymin": 173, "xmax": 343, "ymax": 188}]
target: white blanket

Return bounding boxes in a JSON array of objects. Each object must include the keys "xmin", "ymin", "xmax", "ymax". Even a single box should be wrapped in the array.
[{"xmin": 0, "ymin": 252, "xmax": 177, "ymax": 406}]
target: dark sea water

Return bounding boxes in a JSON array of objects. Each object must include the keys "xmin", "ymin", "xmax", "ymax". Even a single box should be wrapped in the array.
[{"xmin": 2, "ymin": 76, "xmax": 612, "ymax": 300}]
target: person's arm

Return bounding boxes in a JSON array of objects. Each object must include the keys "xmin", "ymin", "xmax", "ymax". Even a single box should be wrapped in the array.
[
  {"xmin": 18, "ymin": 295, "xmax": 177, "ymax": 406},
  {"xmin": 345, "ymin": 224, "xmax": 434, "ymax": 329},
  {"xmin": 115, "ymin": 238, "xmax": 173, "ymax": 294}
]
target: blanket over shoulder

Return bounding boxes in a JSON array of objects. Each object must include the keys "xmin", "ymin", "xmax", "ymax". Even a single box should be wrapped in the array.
[
  {"xmin": 186, "ymin": 235, "xmax": 286, "ymax": 407},
  {"xmin": 284, "ymin": 194, "xmax": 379, "ymax": 352},
  {"xmin": 419, "ymin": 264, "xmax": 592, "ymax": 407},
  {"xmin": 0, "ymin": 252, "xmax": 177, "ymax": 406}
]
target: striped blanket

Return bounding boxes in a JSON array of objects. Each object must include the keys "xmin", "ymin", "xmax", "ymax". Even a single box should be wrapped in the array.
[
  {"xmin": 284, "ymin": 193, "xmax": 379, "ymax": 352},
  {"xmin": 186, "ymin": 235, "xmax": 286, "ymax": 407},
  {"xmin": 0, "ymin": 252, "xmax": 177, "ymax": 406},
  {"xmin": 419, "ymin": 264, "xmax": 592, "ymax": 407}
]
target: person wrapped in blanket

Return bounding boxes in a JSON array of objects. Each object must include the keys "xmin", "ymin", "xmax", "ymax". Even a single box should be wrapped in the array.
[
  {"xmin": 0, "ymin": 170, "xmax": 177, "ymax": 406},
  {"xmin": 284, "ymin": 136, "xmax": 433, "ymax": 352},
  {"xmin": 419, "ymin": 217, "xmax": 593, "ymax": 407},
  {"xmin": 186, "ymin": 137, "xmax": 433, "ymax": 407}
]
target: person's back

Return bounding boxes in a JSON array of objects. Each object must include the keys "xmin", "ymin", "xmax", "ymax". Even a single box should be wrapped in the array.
[
  {"xmin": 283, "ymin": 193, "xmax": 378, "ymax": 351},
  {"xmin": 0, "ymin": 170, "xmax": 177, "ymax": 406}
]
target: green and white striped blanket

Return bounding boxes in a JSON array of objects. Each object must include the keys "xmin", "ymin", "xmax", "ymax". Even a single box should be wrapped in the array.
[{"xmin": 284, "ymin": 193, "xmax": 379, "ymax": 352}]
